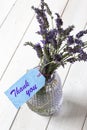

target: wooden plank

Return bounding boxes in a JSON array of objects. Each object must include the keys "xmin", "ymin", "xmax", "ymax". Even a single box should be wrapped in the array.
[
  {"xmin": 0, "ymin": 0, "xmax": 17, "ymax": 27},
  {"xmin": 46, "ymin": 0, "xmax": 87, "ymax": 130},
  {"xmin": 0, "ymin": 0, "xmax": 69, "ymax": 130},
  {"xmin": 0, "ymin": 91, "xmax": 17, "ymax": 130},
  {"xmin": 10, "ymin": 104, "xmax": 50, "ymax": 130},
  {"xmin": 46, "ymin": 98, "xmax": 87, "ymax": 130},
  {"xmin": 83, "ymin": 117, "xmax": 87, "ymax": 130},
  {"xmin": 0, "ymin": 0, "xmax": 40, "ymax": 79},
  {"xmin": 62, "ymin": 0, "xmax": 87, "ymax": 29}
]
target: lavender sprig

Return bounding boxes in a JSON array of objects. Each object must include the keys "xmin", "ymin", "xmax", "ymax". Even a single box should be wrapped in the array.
[{"xmin": 25, "ymin": 0, "xmax": 87, "ymax": 80}]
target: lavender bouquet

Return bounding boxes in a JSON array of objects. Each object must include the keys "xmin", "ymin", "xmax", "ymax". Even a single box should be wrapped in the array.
[{"xmin": 25, "ymin": 0, "xmax": 87, "ymax": 81}]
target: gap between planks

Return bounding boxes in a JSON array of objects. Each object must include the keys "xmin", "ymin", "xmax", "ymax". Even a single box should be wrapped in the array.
[
  {"xmin": 0, "ymin": 1, "xmax": 41, "ymax": 81},
  {"xmin": 0, "ymin": 0, "xmax": 18, "ymax": 29},
  {"xmin": 0, "ymin": 12, "xmax": 36, "ymax": 81},
  {"xmin": 9, "ymin": 107, "xmax": 21, "ymax": 130},
  {"xmin": 81, "ymin": 113, "xmax": 87, "ymax": 130}
]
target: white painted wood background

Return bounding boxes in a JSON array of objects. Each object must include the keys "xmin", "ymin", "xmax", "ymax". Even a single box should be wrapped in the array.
[{"xmin": 0, "ymin": 0, "xmax": 87, "ymax": 130}]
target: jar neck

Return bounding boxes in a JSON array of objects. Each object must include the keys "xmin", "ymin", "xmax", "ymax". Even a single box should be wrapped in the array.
[
  {"xmin": 35, "ymin": 66, "xmax": 56, "ymax": 83},
  {"xmin": 46, "ymin": 71, "xmax": 55, "ymax": 83}
]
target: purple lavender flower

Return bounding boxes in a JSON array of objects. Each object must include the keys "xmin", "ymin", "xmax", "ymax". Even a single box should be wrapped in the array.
[
  {"xmin": 39, "ymin": 24, "xmax": 48, "ymax": 35},
  {"xmin": 64, "ymin": 25, "xmax": 74, "ymax": 35},
  {"xmin": 41, "ymin": 40, "xmax": 46, "ymax": 44},
  {"xmin": 43, "ymin": 29, "xmax": 57, "ymax": 46},
  {"xmin": 55, "ymin": 13, "xmax": 63, "ymax": 28},
  {"xmin": 73, "ymin": 45, "xmax": 82, "ymax": 53},
  {"xmin": 75, "ymin": 39, "xmax": 84, "ymax": 46},
  {"xmin": 76, "ymin": 31, "xmax": 85, "ymax": 38},
  {"xmin": 67, "ymin": 57, "xmax": 77, "ymax": 63},
  {"xmin": 25, "ymin": 0, "xmax": 87, "ymax": 81},
  {"xmin": 67, "ymin": 36, "xmax": 74, "ymax": 45},
  {"xmin": 32, "ymin": 6, "xmax": 49, "ymax": 37},
  {"xmin": 54, "ymin": 54, "xmax": 62, "ymax": 61},
  {"xmin": 41, "ymin": 0, "xmax": 44, "ymax": 9},
  {"xmin": 76, "ymin": 29, "xmax": 87, "ymax": 38},
  {"xmin": 34, "ymin": 44, "xmax": 43, "ymax": 58},
  {"xmin": 78, "ymin": 51, "xmax": 87, "ymax": 61}
]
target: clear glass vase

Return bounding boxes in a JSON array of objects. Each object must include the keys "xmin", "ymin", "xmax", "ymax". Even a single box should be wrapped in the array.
[{"xmin": 26, "ymin": 71, "xmax": 63, "ymax": 116}]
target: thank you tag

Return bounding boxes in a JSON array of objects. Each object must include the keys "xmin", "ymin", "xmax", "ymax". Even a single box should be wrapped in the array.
[{"xmin": 5, "ymin": 68, "xmax": 45, "ymax": 109}]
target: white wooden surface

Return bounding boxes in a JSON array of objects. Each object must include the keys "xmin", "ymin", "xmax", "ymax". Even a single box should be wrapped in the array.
[{"xmin": 0, "ymin": 0, "xmax": 87, "ymax": 130}]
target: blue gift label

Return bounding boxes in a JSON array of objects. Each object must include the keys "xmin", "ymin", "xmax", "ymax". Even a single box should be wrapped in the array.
[{"xmin": 5, "ymin": 68, "xmax": 45, "ymax": 109}]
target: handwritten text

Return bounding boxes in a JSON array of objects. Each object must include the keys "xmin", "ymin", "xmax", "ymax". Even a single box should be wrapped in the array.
[{"xmin": 10, "ymin": 80, "xmax": 29, "ymax": 97}]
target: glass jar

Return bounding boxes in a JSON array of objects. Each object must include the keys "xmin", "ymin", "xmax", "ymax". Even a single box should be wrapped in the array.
[{"xmin": 26, "ymin": 71, "xmax": 63, "ymax": 116}]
